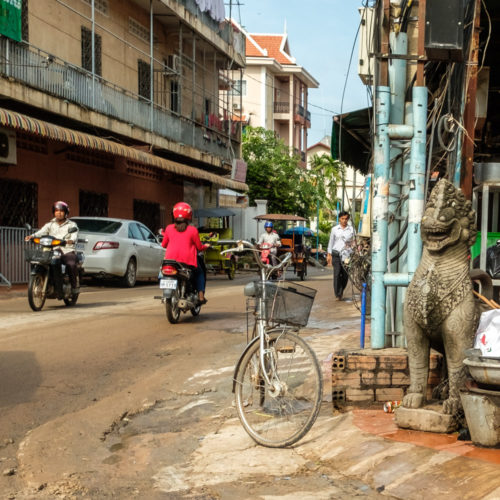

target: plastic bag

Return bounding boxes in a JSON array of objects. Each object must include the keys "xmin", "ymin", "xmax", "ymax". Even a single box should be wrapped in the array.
[{"xmin": 474, "ymin": 309, "xmax": 500, "ymax": 357}]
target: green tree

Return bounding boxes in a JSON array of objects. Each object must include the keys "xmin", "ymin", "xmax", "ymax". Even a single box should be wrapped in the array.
[
  {"xmin": 308, "ymin": 153, "xmax": 343, "ymax": 218},
  {"xmin": 242, "ymin": 127, "xmax": 331, "ymax": 218}
]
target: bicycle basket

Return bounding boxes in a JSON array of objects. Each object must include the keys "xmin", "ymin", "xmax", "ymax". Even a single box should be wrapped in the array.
[
  {"xmin": 255, "ymin": 280, "xmax": 316, "ymax": 327},
  {"xmin": 24, "ymin": 247, "xmax": 53, "ymax": 265}
]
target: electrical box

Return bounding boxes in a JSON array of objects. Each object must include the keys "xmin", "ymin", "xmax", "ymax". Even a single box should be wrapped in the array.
[
  {"xmin": 358, "ymin": 7, "xmax": 375, "ymax": 86},
  {"xmin": 425, "ymin": 0, "xmax": 464, "ymax": 62},
  {"xmin": 0, "ymin": 128, "xmax": 17, "ymax": 165}
]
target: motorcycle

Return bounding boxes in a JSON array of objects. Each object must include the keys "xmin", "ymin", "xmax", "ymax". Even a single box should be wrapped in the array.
[
  {"xmin": 25, "ymin": 226, "xmax": 85, "ymax": 311},
  {"xmin": 155, "ymin": 259, "xmax": 203, "ymax": 323},
  {"xmin": 259, "ymin": 242, "xmax": 282, "ymax": 280}
]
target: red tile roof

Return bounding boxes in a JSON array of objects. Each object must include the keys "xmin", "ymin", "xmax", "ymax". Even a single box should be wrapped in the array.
[{"xmin": 246, "ymin": 34, "xmax": 294, "ymax": 65}]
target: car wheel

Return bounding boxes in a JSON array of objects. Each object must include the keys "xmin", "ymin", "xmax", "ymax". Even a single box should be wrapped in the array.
[{"xmin": 122, "ymin": 258, "xmax": 137, "ymax": 287}]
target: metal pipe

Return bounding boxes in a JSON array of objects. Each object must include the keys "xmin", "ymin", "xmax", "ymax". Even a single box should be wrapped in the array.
[
  {"xmin": 371, "ymin": 86, "xmax": 391, "ymax": 349},
  {"xmin": 387, "ymin": 124, "xmax": 413, "ymax": 139},
  {"xmin": 150, "ymin": 0, "xmax": 154, "ymax": 131},
  {"xmin": 384, "ymin": 273, "xmax": 411, "ymax": 286},
  {"xmin": 387, "ymin": 32, "xmax": 408, "ymax": 342},
  {"xmin": 91, "ymin": 0, "xmax": 95, "ymax": 108},
  {"xmin": 360, "ymin": 283, "xmax": 367, "ymax": 348},
  {"xmin": 407, "ymin": 86, "xmax": 427, "ymax": 274}
]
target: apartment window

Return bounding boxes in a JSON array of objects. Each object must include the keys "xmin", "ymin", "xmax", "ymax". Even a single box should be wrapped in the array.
[
  {"xmin": 204, "ymin": 98, "xmax": 211, "ymax": 116},
  {"xmin": 82, "ymin": 0, "xmax": 109, "ymax": 15},
  {"xmin": 138, "ymin": 59, "xmax": 151, "ymax": 100},
  {"xmin": 21, "ymin": 0, "xmax": 29, "ymax": 42},
  {"xmin": 129, "ymin": 17, "xmax": 149, "ymax": 43},
  {"xmin": 81, "ymin": 26, "xmax": 102, "ymax": 76},
  {"xmin": 79, "ymin": 190, "xmax": 108, "ymax": 217},
  {"xmin": 170, "ymin": 80, "xmax": 179, "ymax": 113},
  {"xmin": 230, "ymin": 80, "xmax": 246, "ymax": 96},
  {"xmin": 0, "ymin": 179, "xmax": 38, "ymax": 227}
]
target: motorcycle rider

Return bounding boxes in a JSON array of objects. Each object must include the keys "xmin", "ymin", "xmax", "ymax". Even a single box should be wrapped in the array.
[
  {"xmin": 25, "ymin": 201, "xmax": 79, "ymax": 296},
  {"xmin": 161, "ymin": 202, "xmax": 210, "ymax": 304},
  {"xmin": 257, "ymin": 221, "xmax": 281, "ymax": 266}
]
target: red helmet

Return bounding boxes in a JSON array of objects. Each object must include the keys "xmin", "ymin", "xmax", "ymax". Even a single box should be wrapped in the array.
[
  {"xmin": 172, "ymin": 202, "xmax": 192, "ymax": 221},
  {"xmin": 52, "ymin": 201, "xmax": 69, "ymax": 215}
]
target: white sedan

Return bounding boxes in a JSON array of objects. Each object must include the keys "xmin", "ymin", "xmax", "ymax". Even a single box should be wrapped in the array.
[{"xmin": 71, "ymin": 217, "xmax": 164, "ymax": 287}]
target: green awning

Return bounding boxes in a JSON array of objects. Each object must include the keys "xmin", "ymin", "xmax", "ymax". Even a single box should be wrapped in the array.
[{"xmin": 331, "ymin": 107, "xmax": 372, "ymax": 175}]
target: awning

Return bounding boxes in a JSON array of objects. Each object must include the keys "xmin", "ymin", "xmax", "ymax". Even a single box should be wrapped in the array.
[
  {"xmin": 194, "ymin": 207, "xmax": 236, "ymax": 218},
  {"xmin": 331, "ymin": 107, "xmax": 372, "ymax": 175},
  {"xmin": 255, "ymin": 214, "xmax": 307, "ymax": 222},
  {"xmin": 0, "ymin": 108, "xmax": 248, "ymax": 192}
]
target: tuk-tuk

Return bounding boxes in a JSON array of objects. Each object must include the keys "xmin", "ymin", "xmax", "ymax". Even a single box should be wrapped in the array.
[
  {"xmin": 255, "ymin": 214, "xmax": 312, "ymax": 281},
  {"xmin": 196, "ymin": 208, "xmax": 237, "ymax": 280}
]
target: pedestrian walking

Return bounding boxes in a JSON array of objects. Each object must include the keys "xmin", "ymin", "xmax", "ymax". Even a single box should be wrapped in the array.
[{"xmin": 327, "ymin": 211, "xmax": 354, "ymax": 300}]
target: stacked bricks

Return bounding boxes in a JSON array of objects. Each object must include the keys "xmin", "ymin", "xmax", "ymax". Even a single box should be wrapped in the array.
[{"xmin": 332, "ymin": 348, "xmax": 443, "ymax": 406}]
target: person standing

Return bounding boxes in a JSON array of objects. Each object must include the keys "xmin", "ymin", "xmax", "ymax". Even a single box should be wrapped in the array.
[{"xmin": 327, "ymin": 211, "xmax": 354, "ymax": 300}]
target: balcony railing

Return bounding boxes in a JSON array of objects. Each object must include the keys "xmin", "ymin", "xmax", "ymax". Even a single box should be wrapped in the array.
[
  {"xmin": 179, "ymin": 0, "xmax": 245, "ymax": 60},
  {"xmin": 0, "ymin": 39, "xmax": 240, "ymax": 162},
  {"xmin": 295, "ymin": 104, "xmax": 305, "ymax": 117},
  {"xmin": 274, "ymin": 101, "xmax": 290, "ymax": 113}
]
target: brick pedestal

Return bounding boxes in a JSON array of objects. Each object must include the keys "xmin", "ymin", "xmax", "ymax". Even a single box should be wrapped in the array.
[{"xmin": 331, "ymin": 348, "xmax": 443, "ymax": 406}]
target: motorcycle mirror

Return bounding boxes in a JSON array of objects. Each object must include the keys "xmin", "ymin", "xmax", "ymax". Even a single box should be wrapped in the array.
[
  {"xmin": 25, "ymin": 223, "xmax": 32, "ymax": 232},
  {"xmin": 68, "ymin": 226, "xmax": 78, "ymax": 234}
]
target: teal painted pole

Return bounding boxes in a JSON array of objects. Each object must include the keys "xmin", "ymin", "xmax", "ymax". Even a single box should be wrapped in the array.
[
  {"xmin": 316, "ymin": 199, "xmax": 319, "ymax": 259},
  {"xmin": 371, "ymin": 86, "xmax": 391, "ymax": 349},
  {"xmin": 407, "ymin": 86, "xmax": 427, "ymax": 274}
]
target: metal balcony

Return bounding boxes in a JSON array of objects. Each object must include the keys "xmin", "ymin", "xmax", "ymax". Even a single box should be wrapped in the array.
[
  {"xmin": 0, "ymin": 39, "xmax": 240, "ymax": 163},
  {"xmin": 274, "ymin": 101, "xmax": 290, "ymax": 113}
]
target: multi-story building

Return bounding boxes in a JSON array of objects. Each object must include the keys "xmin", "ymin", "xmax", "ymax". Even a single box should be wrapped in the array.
[
  {"xmin": 0, "ymin": 0, "xmax": 247, "ymax": 233},
  {"xmin": 224, "ymin": 22, "xmax": 318, "ymax": 167}
]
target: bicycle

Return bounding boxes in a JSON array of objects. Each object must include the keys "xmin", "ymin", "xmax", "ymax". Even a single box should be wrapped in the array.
[{"xmin": 221, "ymin": 240, "xmax": 323, "ymax": 448}]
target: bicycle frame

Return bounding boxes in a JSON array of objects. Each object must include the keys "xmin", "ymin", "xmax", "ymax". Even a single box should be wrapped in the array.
[{"xmin": 221, "ymin": 240, "xmax": 292, "ymax": 391}]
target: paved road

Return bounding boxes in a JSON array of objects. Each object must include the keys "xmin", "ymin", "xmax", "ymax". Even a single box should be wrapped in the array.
[{"xmin": 0, "ymin": 267, "xmax": 394, "ymax": 499}]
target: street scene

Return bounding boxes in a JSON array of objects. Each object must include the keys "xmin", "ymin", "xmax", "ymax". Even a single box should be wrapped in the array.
[{"xmin": 2, "ymin": 0, "xmax": 500, "ymax": 498}]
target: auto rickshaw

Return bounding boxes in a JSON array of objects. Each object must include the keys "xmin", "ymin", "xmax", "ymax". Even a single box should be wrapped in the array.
[
  {"xmin": 196, "ymin": 208, "xmax": 237, "ymax": 280},
  {"xmin": 255, "ymin": 214, "xmax": 313, "ymax": 281}
]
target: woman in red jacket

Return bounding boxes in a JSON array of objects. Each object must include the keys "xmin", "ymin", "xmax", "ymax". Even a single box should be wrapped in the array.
[{"xmin": 161, "ymin": 202, "xmax": 209, "ymax": 304}]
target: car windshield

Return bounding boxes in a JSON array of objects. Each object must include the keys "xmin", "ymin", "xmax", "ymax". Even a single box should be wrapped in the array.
[{"xmin": 72, "ymin": 219, "xmax": 122, "ymax": 234}]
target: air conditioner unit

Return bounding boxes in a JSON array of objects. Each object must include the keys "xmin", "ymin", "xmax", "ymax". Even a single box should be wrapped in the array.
[
  {"xmin": 164, "ymin": 54, "xmax": 180, "ymax": 75},
  {"xmin": 358, "ymin": 7, "xmax": 375, "ymax": 85},
  {"xmin": 0, "ymin": 128, "xmax": 17, "ymax": 165},
  {"xmin": 232, "ymin": 102, "xmax": 241, "ymax": 111}
]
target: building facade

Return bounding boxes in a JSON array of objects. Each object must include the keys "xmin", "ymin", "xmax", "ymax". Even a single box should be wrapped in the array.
[
  {"xmin": 225, "ymin": 22, "xmax": 318, "ymax": 167},
  {"xmin": 0, "ymin": 0, "xmax": 247, "ymax": 233}
]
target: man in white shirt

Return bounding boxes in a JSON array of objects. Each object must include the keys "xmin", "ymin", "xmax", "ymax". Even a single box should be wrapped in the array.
[{"xmin": 327, "ymin": 211, "xmax": 354, "ymax": 300}]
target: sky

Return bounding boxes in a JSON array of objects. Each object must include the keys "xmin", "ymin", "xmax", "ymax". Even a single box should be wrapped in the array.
[{"xmin": 232, "ymin": 0, "xmax": 370, "ymax": 146}]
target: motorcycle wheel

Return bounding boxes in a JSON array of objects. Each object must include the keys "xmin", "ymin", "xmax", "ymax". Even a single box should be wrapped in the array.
[
  {"xmin": 28, "ymin": 273, "xmax": 46, "ymax": 311},
  {"xmin": 64, "ymin": 276, "xmax": 79, "ymax": 307},
  {"xmin": 166, "ymin": 288, "xmax": 181, "ymax": 323}
]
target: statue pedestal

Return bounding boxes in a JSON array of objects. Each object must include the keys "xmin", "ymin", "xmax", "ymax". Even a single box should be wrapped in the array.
[{"xmin": 395, "ymin": 404, "xmax": 458, "ymax": 433}]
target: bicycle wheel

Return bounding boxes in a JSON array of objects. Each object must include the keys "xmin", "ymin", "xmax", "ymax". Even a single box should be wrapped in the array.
[{"xmin": 234, "ymin": 330, "xmax": 322, "ymax": 447}]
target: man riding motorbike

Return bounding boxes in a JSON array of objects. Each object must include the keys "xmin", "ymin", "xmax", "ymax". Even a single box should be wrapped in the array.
[
  {"xmin": 161, "ymin": 202, "xmax": 210, "ymax": 304},
  {"xmin": 25, "ymin": 201, "xmax": 79, "ymax": 297},
  {"xmin": 257, "ymin": 221, "xmax": 281, "ymax": 267}
]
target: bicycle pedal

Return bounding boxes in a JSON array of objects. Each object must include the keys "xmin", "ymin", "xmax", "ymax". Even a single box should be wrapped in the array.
[{"xmin": 277, "ymin": 346, "xmax": 295, "ymax": 353}]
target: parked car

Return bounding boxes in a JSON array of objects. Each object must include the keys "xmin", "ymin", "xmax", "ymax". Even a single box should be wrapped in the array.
[{"xmin": 71, "ymin": 217, "xmax": 164, "ymax": 287}]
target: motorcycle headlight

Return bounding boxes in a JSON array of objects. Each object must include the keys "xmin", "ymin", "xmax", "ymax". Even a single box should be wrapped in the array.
[
  {"xmin": 244, "ymin": 282, "xmax": 256, "ymax": 297},
  {"xmin": 40, "ymin": 237, "xmax": 52, "ymax": 246}
]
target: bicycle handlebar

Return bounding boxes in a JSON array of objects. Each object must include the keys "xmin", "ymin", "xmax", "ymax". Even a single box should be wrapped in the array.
[{"xmin": 220, "ymin": 239, "xmax": 292, "ymax": 272}]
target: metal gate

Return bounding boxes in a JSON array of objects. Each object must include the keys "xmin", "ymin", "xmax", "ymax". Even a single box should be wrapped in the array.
[{"xmin": 0, "ymin": 226, "xmax": 31, "ymax": 285}]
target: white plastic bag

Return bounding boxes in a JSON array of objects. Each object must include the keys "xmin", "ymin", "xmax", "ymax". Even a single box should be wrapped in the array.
[{"xmin": 474, "ymin": 310, "xmax": 500, "ymax": 357}]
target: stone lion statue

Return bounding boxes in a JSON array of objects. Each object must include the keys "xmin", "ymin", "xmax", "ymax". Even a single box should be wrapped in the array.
[{"xmin": 403, "ymin": 179, "xmax": 478, "ymax": 415}]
